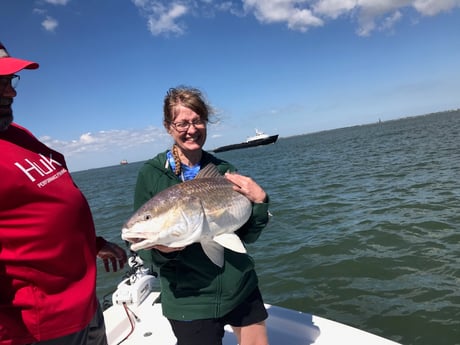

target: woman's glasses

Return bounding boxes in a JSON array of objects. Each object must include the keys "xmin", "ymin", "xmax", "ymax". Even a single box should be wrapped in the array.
[{"xmin": 170, "ymin": 119, "xmax": 206, "ymax": 132}]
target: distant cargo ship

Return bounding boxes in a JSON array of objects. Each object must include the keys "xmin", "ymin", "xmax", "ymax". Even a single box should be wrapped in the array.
[{"xmin": 213, "ymin": 130, "xmax": 278, "ymax": 153}]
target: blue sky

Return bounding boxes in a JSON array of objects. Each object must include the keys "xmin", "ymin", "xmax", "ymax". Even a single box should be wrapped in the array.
[{"xmin": 2, "ymin": 0, "xmax": 459, "ymax": 171}]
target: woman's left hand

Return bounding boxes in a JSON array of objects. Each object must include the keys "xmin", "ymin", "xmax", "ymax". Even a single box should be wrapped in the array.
[{"xmin": 225, "ymin": 172, "xmax": 267, "ymax": 203}]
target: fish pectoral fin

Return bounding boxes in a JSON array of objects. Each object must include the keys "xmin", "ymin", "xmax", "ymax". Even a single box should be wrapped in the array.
[
  {"xmin": 206, "ymin": 208, "xmax": 227, "ymax": 219},
  {"xmin": 213, "ymin": 233, "xmax": 247, "ymax": 254},
  {"xmin": 200, "ymin": 239, "xmax": 225, "ymax": 267}
]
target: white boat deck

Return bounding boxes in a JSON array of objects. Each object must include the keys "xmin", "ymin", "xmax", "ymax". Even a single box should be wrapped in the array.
[{"xmin": 104, "ymin": 290, "xmax": 401, "ymax": 345}]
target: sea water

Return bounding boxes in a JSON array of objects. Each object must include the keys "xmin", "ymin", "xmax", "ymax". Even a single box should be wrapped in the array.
[{"xmin": 73, "ymin": 110, "xmax": 460, "ymax": 345}]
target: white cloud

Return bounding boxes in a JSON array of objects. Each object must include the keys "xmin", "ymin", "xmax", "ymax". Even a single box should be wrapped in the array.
[
  {"xmin": 243, "ymin": 0, "xmax": 324, "ymax": 31},
  {"xmin": 413, "ymin": 0, "xmax": 460, "ymax": 15},
  {"xmin": 33, "ymin": 8, "xmax": 47, "ymax": 15},
  {"xmin": 40, "ymin": 126, "xmax": 171, "ymax": 161},
  {"xmin": 35, "ymin": 0, "xmax": 71, "ymax": 33},
  {"xmin": 312, "ymin": 0, "xmax": 357, "ymax": 19},
  {"xmin": 148, "ymin": 3, "xmax": 188, "ymax": 35},
  {"xmin": 131, "ymin": 0, "xmax": 460, "ymax": 36},
  {"xmin": 43, "ymin": 0, "xmax": 70, "ymax": 5},
  {"xmin": 80, "ymin": 132, "xmax": 96, "ymax": 144},
  {"xmin": 380, "ymin": 10, "xmax": 403, "ymax": 32},
  {"xmin": 42, "ymin": 16, "xmax": 59, "ymax": 32},
  {"xmin": 132, "ymin": 0, "xmax": 190, "ymax": 36},
  {"xmin": 61, "ymin": 127, "xmax": 172, "ymax": 171}
]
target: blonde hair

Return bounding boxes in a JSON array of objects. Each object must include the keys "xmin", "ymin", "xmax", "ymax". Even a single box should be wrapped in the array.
[{"xmin": 171, "ymin": 144, "xmax": 181, "ymax": 176}]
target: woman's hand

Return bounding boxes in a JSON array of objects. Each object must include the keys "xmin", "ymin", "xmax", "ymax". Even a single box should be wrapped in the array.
[{"xmin": 225, "ymin": 172, "xmax": 267, "ymax": 203}]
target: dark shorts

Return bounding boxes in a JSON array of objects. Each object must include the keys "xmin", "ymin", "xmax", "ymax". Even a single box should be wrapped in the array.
[{"xmin": 169, "ymin": 288, "xmax": 268, "ymax": 345}]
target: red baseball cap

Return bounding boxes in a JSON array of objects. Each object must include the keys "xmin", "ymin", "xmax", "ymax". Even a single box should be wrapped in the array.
[{"xmin": 0, "ymin": 41, "xmax": 39, "ymax": 75}]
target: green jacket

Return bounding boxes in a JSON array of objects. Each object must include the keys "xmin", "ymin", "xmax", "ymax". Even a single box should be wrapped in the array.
[{"xmin": 133, "ymin": 150, "xmax": 270, "ymax": 321}]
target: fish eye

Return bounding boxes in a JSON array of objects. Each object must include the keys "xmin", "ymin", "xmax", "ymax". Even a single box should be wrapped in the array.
[{"xmin": 143, "ymin": 214, "xmax": 152, "ymax": 221}]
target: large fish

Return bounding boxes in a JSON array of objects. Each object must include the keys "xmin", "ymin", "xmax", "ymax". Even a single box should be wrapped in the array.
[{"xmin": 121, "ymin": 164, "xmax": 252, "ymax": 267}]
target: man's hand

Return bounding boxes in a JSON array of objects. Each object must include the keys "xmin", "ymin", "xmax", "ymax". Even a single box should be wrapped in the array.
[{"xmin": 97, "ymin": 241, "xmax": 128, "ymax": 272}]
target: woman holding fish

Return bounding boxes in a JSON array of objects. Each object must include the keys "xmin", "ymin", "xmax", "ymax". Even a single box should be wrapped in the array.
[{"xmin": 129, "ymin": 86, "xmax": 270, "ymax": 345}]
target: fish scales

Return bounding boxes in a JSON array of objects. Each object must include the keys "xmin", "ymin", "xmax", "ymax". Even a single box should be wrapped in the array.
[{"xmin": 121, "ymin": 165, "xmax": 253, "ymax": 267}]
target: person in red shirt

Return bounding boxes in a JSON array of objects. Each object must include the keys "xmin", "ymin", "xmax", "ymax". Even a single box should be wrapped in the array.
[{"xmin": 0, "ymin": 41, "xmax": 128, "ymax": 345}]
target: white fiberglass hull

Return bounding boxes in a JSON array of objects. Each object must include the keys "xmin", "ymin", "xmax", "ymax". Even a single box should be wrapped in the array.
[{"xmin": 103, "ymin": 273, "xmax": 400, "ymax": 345}]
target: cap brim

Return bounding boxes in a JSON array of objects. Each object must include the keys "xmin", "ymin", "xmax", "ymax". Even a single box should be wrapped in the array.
[{"xmin": 0, "ymin": 57, "xmax": 39, "ymax": 75}]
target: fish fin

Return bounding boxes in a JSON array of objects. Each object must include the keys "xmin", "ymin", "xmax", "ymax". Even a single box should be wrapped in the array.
[
  {"xmin": 200, "ymin": 239, "xmax": 225, "ymax": 267},
  {"xmin": 213, "ymin": 233, "xmax": 247, "ymax": 254},
  {"xmin": 206, "ymin": 208, "xmax": 226, "ymax": 219},
  {"xmin": 196, "ymin": 163, "xmax": 222, "ymax": 178}
]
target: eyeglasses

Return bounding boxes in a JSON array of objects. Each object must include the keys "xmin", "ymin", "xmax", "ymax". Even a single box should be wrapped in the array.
[
  {"xmin": 170, "ymin": 119, "xmax": 206, "ymax": 132},
  {"xmin": 0, "ymin": 74, "xmax": 20, "ymax": 90}
]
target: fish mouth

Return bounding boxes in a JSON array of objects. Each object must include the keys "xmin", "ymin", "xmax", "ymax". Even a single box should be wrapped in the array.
[
  {"xmin": 121, "ymin": 234, "xmax": 151, "ymax": 251},
  {"xmin": 121, "ymin": 232, "xmax": 143, "ymax": 244}
]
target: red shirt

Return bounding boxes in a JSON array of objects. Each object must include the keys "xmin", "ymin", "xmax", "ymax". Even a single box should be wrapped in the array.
[{"xmin": 0, "ymin": 123, "xmax": 102, "ymax": 344}]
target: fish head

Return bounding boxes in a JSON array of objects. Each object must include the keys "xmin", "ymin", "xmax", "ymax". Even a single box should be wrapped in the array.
[{"xmin": 121, "ymin": 195, "xmax": 206, "ymax": 251}]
